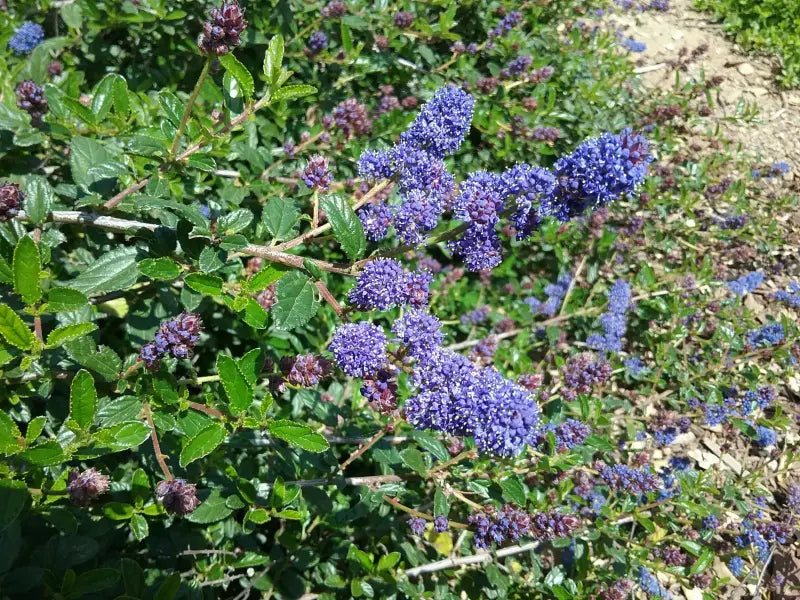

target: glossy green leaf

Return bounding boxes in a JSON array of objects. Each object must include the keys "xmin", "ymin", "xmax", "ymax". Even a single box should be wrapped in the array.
[
  {"xmin": 272, "ymin": 271, "xmax": 319, "ymax": 330},
  {"xmin": 218, "ymin": 208, "xmax": 253, "ymax": 234},
  {"xmin": 271, "ymin": 85, "xmax": 317, "ymax": 103},
  {"xmin": 138, "ymin": 258, "xmax": 181, "ymax": 281},
  {"xmin": 0, "ymin": 305, "xmax": 34, "ymax": 350},
  {"xmin": 70, "ymin": 370, "xmax": 97, "ymax": 430},
  {"xmin": 66, "ymin": 247, "xmax": 139, "ymax": 294},
  {"xmin": 23, "ymin": 175, "xmax": 53, "ymax": 226},
  {"xmin": 0, "ymin": 481, "xmax": 28, "ymax": 533},
  {"xmin": 184, "ymin": 273, "xmax": 223, "ymax": 296},
  {"xmin": 46, "ymin": 322, "xmax": 98, "ymax": 348},
  {"xmin": 268, "ymin": 420, "xmax": 329, "ymax": 453},
  {"xmin": 179, "ymin": 423, "xmax": 227, "ymax": 467},
  {"xmin": 320, "ymin": 195, "xmax": 366, "ymax": 259},
  {"xmin": 21, "ymin": 441, "xmax": 66, "ymax": 466},
  {"xmin": 46, "ymin": 288, "xmax": 88, "ymax": 312},
  {"xmin": 262, "ymin": 197, "xmax": 299, "ymax": 241},
  {"xmin": 65, "ymin": 338, "xmax": 121, "ymax": 381},
  {"xmin": 263, "ymin": 34, "xmax": 284, "ymax": 85},
  {"xmin": 219, "ymin": 53, "xmax": 255, "ymax": 99},
  {"xmin": 12, "ymin": 236, "xmax": 42, "ymax": 306},
  {"xmin": 130, "ymin": 514, "xmax": 149, "ymax": 541},
  {"xmin": 399, "ymin": 448, "xmax": 428, "ymax": 476},
  {"xmin": 217, "ymin": 354, "xmax": 253, "ymax": 415}
]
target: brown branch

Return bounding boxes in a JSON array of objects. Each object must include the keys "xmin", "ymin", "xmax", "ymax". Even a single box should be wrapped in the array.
[
  {"xmin": 315, "ymin": 280, "xmax": 346, "ymax": 319},
  {"xmin": 144, "ymin": 403, "xmax": 173, "ymax": 481},
  {"xmin": 188, "ymin": 402, "xmax": 225, "ymax": 419},
  {"xmin": 338, "ymin": 420, "xmax": 399, "ymax": 472}
]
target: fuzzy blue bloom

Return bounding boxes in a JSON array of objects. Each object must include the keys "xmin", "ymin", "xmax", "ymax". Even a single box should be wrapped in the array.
[
  {"xmin": 394, "ymin": 189, "xmax": 442, "ymax": 247},
  {"xmin": 349, "ymin": 259, "xmax": 408, "ymax": 311},
  {"xmin": 404, "ymin": 269, "xmax": 433, "ymax": 308},
  {"xmin": 449, "ymin": 224, "xmax": 503, "ymax": 271},
  {"xmin": 755, "ymin": 426, "xmax": 777, "ymax": 447},
  {"xmin": 625, "ymin": 356, "xmax": 645, "ymax": 375},
  {"xmin": 488, "ymin": 10, "xmax": 522, "ymax": 38},
  {"xmin": 453, "ymin": 171, "xmax": 504, "ymax": 226},
  {"xmin": 461, "ymin": 306, "xmax": 490, "ymax": 325},
  {"xmin": 499, "ymin": 163, "xmax": 557, "ymax": 239},
  {"xmin": 358, "ymin": 202, "xmax": 395, "ymax": 241},
  {"xmin": 392, "ymin": 309, "xmax": 444, "ymax": 360},
  {"xmin": 357, "ymin": 149, "xmax": 396, "ymax": 181},
  {"xmin": 622, "ymin": 37, "xmax": 647, "ymax": 52},
  {"xmin": 8, "ymin": 22, "xmax": 45, "ymax": 55},
  {"xmin": 728, "ymin": 556, "xmax": 745, "ymax": 577},
  {"xmin": 525, "ymin": 273, "xmax": 571, "ymax": 317},
  {"xmin": 399, "ymin": 85, "xmax": 474, "ymax": 158},
  {"xmin": 329, "ymin": 322, "xmax": 387, "ymax": 377},
  {"xmin": 774, "ymin": 282, "xmax": 800, "ymax": 307},
  {"xmin": 552, "ymin": 128, "xmax": 652, "ymax": 220},
  {"xmin": 302, "ymin": 155, "xmax": 332, "ymax": 191},
  {"xmin": 727, "ymin": 271, "xmax": 764, "ymax": 296},
  {"xmin": 588, "ymin": 280, "xmax": 632, "ymax": 353},
  {"xmin": 408, "ymin": 517, "xmax": 426, "ymax": 535},
  {"xmin": 703, "ymin": 515, "xmax": 720, "ymax": 530},
  {"xmin": 599, "ymin": 464, "xmax": 660, "ymax": 495},
  {"xmin": 746, "ymin": 323, "xmax": 784, "ymax": 347},
  {"xmin": 770, "ymin": 162, "xmax": 790, "ymax": 176},
  {"xmin": 637, "ymin": 566, "xmax": 672, "ymax": 599},
  {"xmin": 433, "ymin": 515, "xmax": 449, "ymax": 532},
  {"xmin": 307, "ymin": 30, "xmax": 328, "ymax": 54},
  {"xmin": 550, "ymin": 419, "xmax": 591, "ymax": 450}
]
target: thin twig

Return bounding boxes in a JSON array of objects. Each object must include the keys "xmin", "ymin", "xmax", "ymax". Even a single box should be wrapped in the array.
[
  {"xmin": 338, "ymin": 422, "xmax": 395, "ymax": 472},
  {"xmin": 315, "ymin": 280, "xmax": 346, "ymax": 319},
  {"xmin": 404, "ymin": 541, "xmax": 541, "ymax": 577},
  {"xmin": 170, "ymin": 58, "xmax": 212, "ymax": 157},
  {"xmin": 188, "ymin": 402, "xmax": 225, "ymax": 419},
  {"xmin": 144, "ymin": 403, "xmax": 173, "ymax": 481}
]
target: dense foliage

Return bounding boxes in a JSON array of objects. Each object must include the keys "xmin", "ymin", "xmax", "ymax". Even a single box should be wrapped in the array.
[
  {"xmin": 693, "ymin": 0, "xmax": 800, "ymax": 87},
  {"xmin": 1, "ymin": 0, "xmax": 799, "ymax": 599}
]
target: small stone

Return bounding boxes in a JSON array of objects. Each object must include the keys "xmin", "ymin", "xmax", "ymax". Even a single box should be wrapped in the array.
[
  {"xmin": 737, "ymin": 62, "xmax": 755, "ymax": 76},
  {"xmin": 750, "ymin": 86, "xmax": 769, "ymax": 97}
]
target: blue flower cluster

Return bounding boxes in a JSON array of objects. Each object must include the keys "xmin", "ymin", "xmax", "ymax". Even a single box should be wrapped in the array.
[
  {"xmin": 328, "ymin": 322, "xmax": 387, "ymax": 377},
  {"xmin": 461, "ymin": 305, "xmax": 490, "ymax": 325},
  {"xmin": 598, "ymin": 464, "xmax": 660, "ymax": 495},
  {"xmin": 392, "ymin": 309, "xmax": 444, "ymax": 359},
  {"xmin": 774, "ymin": 282, "xmax": 800, "ymax": 307},
  {"xmin": 139, "ymin": 313, "xmax": 203, "ymax": 370},
  {"xmin": 307, "ymin": 30, "xmax": 328, "ymax": 54},
  {"xmin": 467, "ymin": 504, "xmax": 532, "ymax": 549},
  {"xmin": 588, "ymin": 280, "xmax": 632, "ymax": 353},
  {"xmin": 488, "ymin": 10, "xmax": 522, "ymax": 38},
  {"xmin": 547, "ymin": 419, "xmax": 592, "ymax": 451},
  {"xmin": 755, "ymin": 425, "xmax": 777, "ymax": 447},
  {"xmin": 622, "ymin": 37, "xmax": 647, "ymax": 52},
  {"xmin": 302, "ymin": 155, "xmax": 332, "ymax": 191},
  {"xmin": 8, "ymin": 22, "xmax": 45, "ymax": 55},
  {"xmin": 525, "ymin": 273, "xmax": 571, "ymax": 317},
  {"xmin": 357, "ymin": 86, "xmax": 471, "ymax": 245},
  {"xmin": 728, "ymin": 556, "xmax": 745, "ymax": 577},
  {"xmin": 727, "ymin": 271, "xmax": 763, "ymax": 296},
  {"xmin": 348, "ymin": 259, "xmax": 432, "ymax": 311},
  {"xmin": 746, "ymin": 322, "xmax": 785, "ymax": 347},
  {"xmin": 637, "ymin": 567, "xmax": 672, "ymax": 599}
]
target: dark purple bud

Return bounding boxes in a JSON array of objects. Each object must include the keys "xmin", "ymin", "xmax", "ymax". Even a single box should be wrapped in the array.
[
  {"xmin": 282, "ymin": 354, "xmax": 332, "ymax": 387},
  {"xmin": 156, "ymin": 479, "xmax": 200, "ymax": 516},
  {"xmin": 408, "ymin": 517, "xmax": 426, "ymax": 535},
  {"xmin": 0, "ymin": 181, "xmax": 23, "ymax": 222},
  {"xmin": 433, "ymin": 515, "xmax": 449, "ymax": 532},
  {"xmin": 15, "ymin": 80, "xmax": 47, "ymax": 126},
  {"xmin": 67, "ymin": 468, "xmax": 110, "ymax": 506}
]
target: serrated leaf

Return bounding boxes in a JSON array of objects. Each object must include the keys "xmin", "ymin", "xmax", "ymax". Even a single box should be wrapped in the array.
[
  {"xmin": 70, "ymin": 370, "xmax": 97, "ymax": 429},
  {"xmin": 104, "ymin": 502, "xmax": 134, "ymax": 520},
  {"xmin": 263, "ymin": 34, "xmax": 284, "ymax": 85},
  {"xmin": 108, "ymin": 421, "xmax": 151, "ymax": 451},
  {"xmin": 111, "ymin": 74, "xmax": 130, "ymax": 117},
  {"xmin": 262, "ymin": 197, "xmax": 299, "ymax": 241},
  {"xmin": 0, "ymin": 305, "xmax": 34, "ymax": 350},
  {"xmin": 0, "ymin": 480, "xmax": 28, "ymax": 533},
  {"xmin": 198, "ymin": 247, "xmax": 225, "ymax": 273},
  {"xmin": 185, "ymin": 488, "xmax": 233, "ymax": 524},
  {"xmin": 271, "ymin": 85, "xmax": 317, "ymax": 103},
  {"xmin": 179, "ymin": 423, "xmax": 227, "ymax": 467},
  {"xmin": 688, "ymin": 547, "xmax": 714, "ymax": 576},
  {"xmin": 63, "ymin": 96, "xmax": 97, "ymax": 125},
  {"xmin": 268, "ymin": 420, "xmax": 329, "ymax": 453},
  {"xmin": 23, "ymin": 175, "xmax": 53, "ymax": 225},
  {"xmin": 219, "ymin": 53, "xmax": 254, "ymax": 99},
  {"xmin": 242, "ymin": 298, "xmax": 268, "ymax": 329},
  {"xmin": 46, "ymin": 322, "xmax": 98, "ymax": 348},
  {"xmin": 218, "ymin": 208, "xmax": 253, "ymax": 235},
  {"xmin": 158, "ymin": 91, "xmax": 183, "ymax": 127},
  {"xmin": 21, "ymin": 441, "xmax": 65, "ymax": 466},
  {"xmin": 184, "ymin": 273, "xmax": 223, "ymax": 296},
  {"xmin": 320, "ymin": 195, "xmax": 366, "ymax": 260},
  {"xmin": 138, "ymin": 258, "xmax": 181, "ymax": 281},
  {"xmin": 217, "ymin": 355, "xmax": 253, "ymax": 416},
  {"xmin": 499, "ymin": 476, "xmax": 526, "ymax": 505},
  {"xmin": 245, "ymin": 265, "xmax": 288, "ymax": 293},
  {"xmin": 399, "ymin": 447, "xmax": 428, "ymax": 476},
  {"xmin": 236, "ymin": 348, "xmax": 263, "ymax": 385},
  {"xmin": 272, "ymin": 271, "xmax": 319, "ymax": 330},
  {"xmin": 67, "ymin": 247, "xmax": 139, "ymax": 294},
  {"xmin": 91, "ymin": 74, "xmax": 117, "ymax": 122},
  {"xmin": 377, "ymin": 552, "xmax": 400, "ymax": 572},
  {"xmin": 13, "ymin": 236, "xmax": 42, "ymax": 306},
  {"xmin": 130, "ymin": 514, "xmax": 148, "ymax": 541},
  {"xmin": 46, "ymin": 288, "xmax": 88, "ymax": 312},
  {"xmin": 69, "ymin": 137, "xmax": 117, "ymax": 188},
  {"xmin": 65, "ymin": 338, "xmax": 122, "ymax": 381},
  {"xmin": 25, "ymin": 416, "xmax": 46, "ymax": 443},
  {"xmin": 185, "ymin": 154, "xmax": 216, "ymax": 172}
]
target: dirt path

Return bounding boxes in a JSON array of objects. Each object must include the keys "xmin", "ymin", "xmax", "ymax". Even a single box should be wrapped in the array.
[{"xmin": 614, "ymin": 0, "xmax": 800, "ymax": 174}]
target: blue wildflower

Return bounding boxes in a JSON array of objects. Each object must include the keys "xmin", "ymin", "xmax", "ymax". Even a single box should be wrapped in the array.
[
  {"xmin": 329, "ymin": 322, "xmax": 387, "ymax": 377},
  {"xmin": 727, "ymin": 271, "xmax": 763, "ymax": 296},
  {"xmin": 637, "ymin": 566, "xmax": 672, "ymax": 599},
  {"xmin": 399, "ymin": 85, "xmax": 474, "ymax": 158},
  {"xmin": 392, "ymin": 309, "xmax": 444, "ymax": 361},
  {"xmin": 349, "ymin": 259, "xmax": 408, "ymax": 311},
  {"xmin": 755, "ymin": 426, "xmax": 777, "ymax": 447},
  {"xmin": 358, "ymin": 202, "xmax": 395, "ymax": 241},
  {"xmin": 728, "ymin": 556, "xmax": 745, "ymax": 577},
  {"xmin": 8, "ymin": 22, "xmax": 45, "ymax": 55},
  {"xmin": 746, "ymin": 323, "xmax": 784, "ymax": 347},
  {"xmin": 307, "ymin": 30, "xmax": 328, "ymax": 54},
  {"xmin": 588, "ymin": 280, "xmax": 632, "ymax": 353}
]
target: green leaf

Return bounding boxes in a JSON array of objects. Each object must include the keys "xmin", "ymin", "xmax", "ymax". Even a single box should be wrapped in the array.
[
  {"xmin": 262, "ymin": 197, "xmax": 299, "ymax": 241},
  {"xmin": 138, "ymin": 258, "xmax": 181, "ymax": 281},
  {"xmin": 0, "ymin": 305, "xmax": 34, "ymax": 350},
  {"xmin": 218, "ymin": 209, "xmax": 253, "ymax": 235},
  {"xmin": 179, "ymin": 423, "xmax": 227, "ymax": 467},
  {"xmin": 70, "ymin": 370, "xmax": 97, "ymax": 430},
  {"xmin": 399, "ymin": 448, "xmax": 428, "ymax": 476},
  {"xmin": 263, "ymin": 34, "xmax": 284, "ymax": 85},
  {"xmin": 0, "ymin": 412, "xmax": 22, "ymax": 456},
  {"xmin": 63, "ymin": 96, "xmax": 97, "ymax": 125},
  {"xmin": 46, "ymin": 288, "xmax": 88, "ymax": 312},
  {"xmin": 67, "ymin": 247, "xmax": 139, "ymax": 294},
  {"xmin": 91, "ymin": 74, "xmax": 117, "ymax": 122},
  {"xmin": 108, "ymin": 421, "xmax": 151, "ymax": 451},
  {"xmin": 271, "ymin": 85, "xmax": 317, "ymax": 103},
  {"xmin": 198, "ymin": 247, "xmax": 225, "ymax": 273},
  {"xmin": 245, "ymin": 265, "xmax": 288, "ymax": 293},
  {"xmin": 0, "ymin": 255, "xmax": 11, "ymax": 284},
  {"xmin": 218, "ymin": 53, "xmax": 255, "ymax": 99},
  {"xmin": 154, "ymin": 573, "xmax": 181, "ymax": 600},
  {"xmin": 69, "ymin": 137, "xmax": 117, "ymax": 188},
  {"xmin": 103, "ymin": 502, "xmax": 134, "ymax": 520},
  {"xmin": 158, "ymin": 91, "xmax": 183, "ymax": 127},
  {"xmin": 65, "ymin": 338, "xmax": 121, "ymax": 381},
  {"xmin": 21, "ymin": 441, "xmax": 65, "ymax": 466},
  {"xmin": 130, "ymin": 514, "xmax": 149, "ymax": 541},
  {"xmin": 688, "ymin": 547, "xmax": 714, "ymax": 576},
  {"xmin": 341, "ymin": 22, "xmax": 353, "ymax": 54},
  {"xmin": 242, "ymin": 298, "xmax": 268, "ymax": 329},
  {"xmin": 268, "ymin": 420, "xmax": 329, "ymax": 453},
  {"xmin": 184, "ymin": 273, "xmax": 223, "ymax": 296},
  {"xmin": 12, "ymin": 236, "xmax": 42, "ymax": 306},
  {"xmin": 272, "ymin": 271, "xmax": 319, "ymax": 330},
  {"xmin": 320, "ymin": 195, "xmax": 366, "ymax": 259},
  {"xmin": 410, "ymin": 430, "xmax": 449, "ymax": 462},
  {"xmin": 499, "ymin": 476, "xmax": 527, "ymax": 505},
  {"xmin": 46, "ymin": 322, "xmax": 98, "ymax": 348},
  {"xmin": 23, "ymin": 176, "xmax": 54, "ymax": 226},
  {"xmin": 71, "ymin": 568, "xmax": 119, "ymax": 596},
  {"xmin": 0, "ymin": 481, "xmax": 28, "ymax": 533},
  {"xmin": 111, "ymin": 75, "xmax": 130, "ymax": 117},
  {"xmin": 25, "ymin": 416, "xmax": 46, "ymax": 443},
  {"xmin": 185, "ymin": 154, "xmax": 216, "ymax": 172},
  {"xmin": 376, "ymin": 552, "xmax": 400, "ymax": 572},
  {"xmin": 185, "ymin": 488, "xmax": 233, "ymax": 524},
  {"xmin": 236, "ymin": 348, "xmax": 263, "ymax": 385},
  {"xmin": 217, "ymin": 355, "xmax": 253, "ymax": 416}
]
